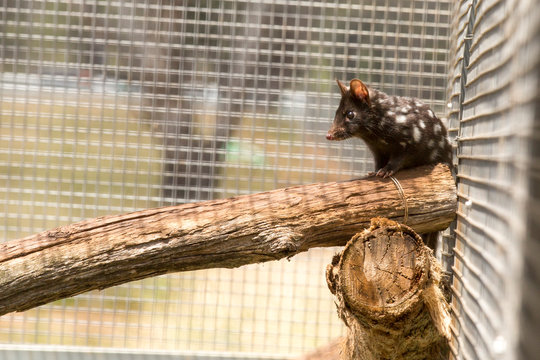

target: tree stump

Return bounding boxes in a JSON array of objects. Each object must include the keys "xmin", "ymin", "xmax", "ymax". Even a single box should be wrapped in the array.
[{"xmin": 326, "ymin": 218, "xmax": 450, "ymax": 360}]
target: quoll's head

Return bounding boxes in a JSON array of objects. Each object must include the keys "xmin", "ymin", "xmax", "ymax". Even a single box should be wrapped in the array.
[{"xmin": 326, "ymin": 79, "xmax": 371, "ymax": 141}]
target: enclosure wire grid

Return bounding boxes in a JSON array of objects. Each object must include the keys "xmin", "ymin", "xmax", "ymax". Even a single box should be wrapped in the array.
[
  {"xmin": 445, "ymin": 0, "xmax": 539, "ymax": 359},
  {"xmin": 0, "ymin": 0, "xmax": 452, "ymax": 357}
]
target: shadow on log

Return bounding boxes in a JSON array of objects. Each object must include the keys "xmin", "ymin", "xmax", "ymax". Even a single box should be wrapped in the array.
[
  {"xmin": 326, "ymin": 218, "xmax": 450, "ymax": 360},
  {"xmin": 0, "ymin": 164, "xmax": 455, "ymax": 316}
]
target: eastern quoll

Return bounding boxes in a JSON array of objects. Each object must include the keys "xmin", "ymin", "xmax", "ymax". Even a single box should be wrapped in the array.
[{"xmin": 326, "ymin": 79, "xmax": 452, "ymax": 177}]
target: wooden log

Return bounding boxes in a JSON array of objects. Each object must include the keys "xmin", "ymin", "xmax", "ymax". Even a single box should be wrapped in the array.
[
  {"xmin": 326, "ymin": 218, "xmax": 451, "ymax": 360},
  {"xmin": 0, "ymin": 164, "xmax": 455, "ymax": 316}
]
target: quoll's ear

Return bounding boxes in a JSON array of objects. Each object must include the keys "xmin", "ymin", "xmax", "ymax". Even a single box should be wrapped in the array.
[
  {"xmin": 336, "ymin": 79, "xmax": 348, "ymax": 96},
  {"xmin": 349, "ymin": 79, "xmax": 370, "ymax": 105}
]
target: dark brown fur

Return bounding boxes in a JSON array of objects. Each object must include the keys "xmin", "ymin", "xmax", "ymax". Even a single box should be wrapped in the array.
[{"xmin": 327, "ymin": 79, "xmax": 452, "ymax": 178}]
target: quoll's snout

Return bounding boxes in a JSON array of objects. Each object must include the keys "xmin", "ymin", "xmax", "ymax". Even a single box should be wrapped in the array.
[
  {"xmin": 326, "ymin": 131, "xmax": 335, "ymax": 141},
  {"xmin": 326, "ymin": 126, "xmax": 346, "ymax": 141}
]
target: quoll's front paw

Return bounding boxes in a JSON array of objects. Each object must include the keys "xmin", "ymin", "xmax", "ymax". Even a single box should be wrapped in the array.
[{"xmin": 375, "ymin": 167, "xmax": 396, "ymax": 178}]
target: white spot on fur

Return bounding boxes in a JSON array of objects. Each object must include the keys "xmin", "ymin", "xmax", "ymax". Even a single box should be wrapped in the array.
[
  {"xmin": 430, "ymin": 148, "xmax": 439, "ymax": 161},
  {"xmin": 434, "ymin": 123, "xmax": 441, "ymax": 134},
  {"xmin": 412, "ymin": 126, "xmax": 421, "ymax": 143},
  {"xmin": 427, "ymin": 109, "xmax": 435, "ymax": 118},
  {"xmin": 400, "ymin": 105, "xmax": 412, "ymax": 114},
  {"xmin": 439, "ymin": 138, "xmax": 446, "ymax": 148},
  {"xmin": 419, "ymin": 120, "xmax": 426, "ymax": 129},
  {"xmin": 427, "ymin": 139, "xmax": 434, "ymax": 148},
  {"xmin": 396, "ymin": 114, "xmax": 407, "ymax": 123},
  {"xmin": 414, "ymin": 100, "xmax": 423, "ymax": 107},
  {"xmin": 400, "ymin": 141, "xmax": 407, "ymax": 147},
  {"xmin": 386, "ymin": 111, "xmax": 395, "ymax": 118}
]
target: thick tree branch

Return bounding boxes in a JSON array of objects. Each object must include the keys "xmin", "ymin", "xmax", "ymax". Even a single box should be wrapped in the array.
[{"xmin": 0, "ymin": 164, "xmax": 456, "ymax": 316}]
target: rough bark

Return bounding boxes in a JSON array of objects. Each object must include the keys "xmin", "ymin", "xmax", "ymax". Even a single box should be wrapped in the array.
[
  {"xmin": 0, "ymin": 164, "xmax": 455, "ymax": 316},
  {"xmin": 326, "ymin": 218, "xmax": 451, "ymax": 360}
]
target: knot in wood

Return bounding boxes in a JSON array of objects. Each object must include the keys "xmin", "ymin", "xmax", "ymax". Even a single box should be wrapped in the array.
[{"xmin": 254, "ymin": 227, "xmax": 302, "ymax": 258}]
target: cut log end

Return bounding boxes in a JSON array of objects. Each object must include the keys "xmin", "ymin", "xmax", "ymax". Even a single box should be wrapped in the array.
[
  {"xmin": 342, "ymin": 219, "xmax": 427, "ymax": 313},
  {"xmin": 327, "ymin": 218, "xmax": 450, "ymax": 360}
]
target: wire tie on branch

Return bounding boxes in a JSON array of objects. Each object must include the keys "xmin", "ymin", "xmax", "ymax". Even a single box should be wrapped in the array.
[{"xmin": 389, "ymin": 175, "xmax": 408, "ymax": 225}]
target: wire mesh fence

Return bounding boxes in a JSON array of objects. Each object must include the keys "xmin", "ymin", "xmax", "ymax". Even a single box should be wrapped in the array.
[
  {"xmin": 0, "ymin": 0, "xmax": 481, "ymax": 358},
  {"xmin": 446, "ymin": 0, "xmax": 540, "ymax": 359}
]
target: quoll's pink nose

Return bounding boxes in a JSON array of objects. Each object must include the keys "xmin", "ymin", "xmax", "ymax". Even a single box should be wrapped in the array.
[{"xmin": 326, "ymin": 132, "xmax": 334, "ymax": 140}]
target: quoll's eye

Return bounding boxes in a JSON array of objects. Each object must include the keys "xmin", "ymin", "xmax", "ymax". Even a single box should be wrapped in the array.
[{"xmin": 346, "ymin": 111, "xmax": 355, "ymax": 119}]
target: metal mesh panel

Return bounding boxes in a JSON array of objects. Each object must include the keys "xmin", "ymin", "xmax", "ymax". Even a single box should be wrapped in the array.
[
  {"xmin": 1, "ymin": 1, "xmax": 452, "ymax": 358},
  {"xmin": 446, "ymin": 0, "xmax": 540, "ymax": 359}
]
